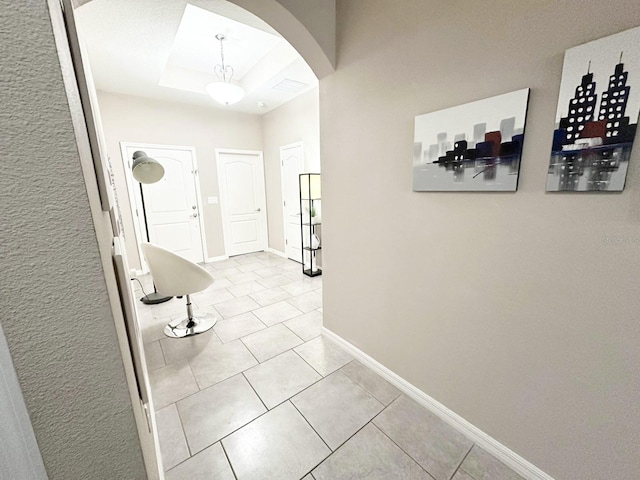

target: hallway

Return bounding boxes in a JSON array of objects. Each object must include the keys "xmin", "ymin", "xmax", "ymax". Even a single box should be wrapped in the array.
[{"xmin": 135, "ymin": 252, "xmax": 523, "ymax": 480}]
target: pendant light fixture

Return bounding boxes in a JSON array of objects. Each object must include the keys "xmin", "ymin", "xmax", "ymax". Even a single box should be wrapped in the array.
[{"xmin": 205, "ymin": 34, "xmax": 245, "ymax": 106}]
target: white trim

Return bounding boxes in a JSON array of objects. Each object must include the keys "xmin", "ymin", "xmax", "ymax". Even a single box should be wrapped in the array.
[
  {"xmin": 280, "ymin": 142, "xmax": 304, "ymax": 261},
  {"xmin": 322, "ymin": 327, "xmax": 555, "ymax": 480},
  {"xmin": 215, "ymin": 149, "xmax": 269, "ymax": 256},
  {"xmin": 119, "ymin": 142, "xmax": 148, "ymax": 274},
  {"xmin": 190, "ymin": 148, "xmax": 210, "ymax": 266},
  {"xmin": 266, "ymin": 248, "xmax": 287, "ymax": 258},
  {"xmin": 119, "ymin": 142, "xmax": 208, "ymax": 269},
  {"xmin": 205, "ymin": 255, "xmax": 229, "ymax": 263}
]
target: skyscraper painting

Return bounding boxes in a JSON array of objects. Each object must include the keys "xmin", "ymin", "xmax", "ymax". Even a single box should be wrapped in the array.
[
  {"xmin": 547, "ymin": 26, "xmax": 640, "ymax": 192},
  {"xmin": 413, "ymin": 89, "xmax": 530, "ymax": 192}
]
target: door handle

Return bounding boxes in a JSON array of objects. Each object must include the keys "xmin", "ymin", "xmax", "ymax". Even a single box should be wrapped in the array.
[
  {"xmin": 255, "ymin": 208, "xmax": 261, "ymax": 212},
  {"xmin": 192, "ymin": 213, "xmax": 198, "ymax": 218}
]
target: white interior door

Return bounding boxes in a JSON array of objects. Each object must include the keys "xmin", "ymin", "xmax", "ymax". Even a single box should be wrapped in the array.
[
  {"xmin": 280, "ymin": 143, "xmax": 304, "ymax": 261},
  {"xmin": 123, "ymin": 144, "xmax": 206, "ymax": 264},
  {"xmin": 217, "ymin": 150, "xmax": 268, "ymax": 256}
]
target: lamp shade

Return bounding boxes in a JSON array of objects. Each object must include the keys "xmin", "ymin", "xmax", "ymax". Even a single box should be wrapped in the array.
[
  {"xmin": 132, "ymin": 151, "xmax": 164, "ymax": 184},
  {"xmin": 205, "ymin": 81, "xmax": 245, "ymax": 106},
  {"xmin": 300, "ymin": 173, "xmax": 321, "ymax": 199}
]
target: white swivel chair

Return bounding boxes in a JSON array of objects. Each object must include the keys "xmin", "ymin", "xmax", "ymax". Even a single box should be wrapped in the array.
[{"xmin": 141, "ymin": 242, "xmax": 217, "ymax": 338}]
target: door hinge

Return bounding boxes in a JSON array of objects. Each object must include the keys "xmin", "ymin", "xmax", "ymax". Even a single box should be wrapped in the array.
[
  {"xmin": 283, "ymin": 200, "xmax": 286, "ymax": 207},
  {"xmin": 192, "ymin": 169, "xmax": 198, "ymax": 175},
  {"xmin": 286, "ymin": 239, "xmax": 288, "ymax": 245},
  {"xmin": 135, "ymin": 209, "xmax": 138, "ymax": 217}
]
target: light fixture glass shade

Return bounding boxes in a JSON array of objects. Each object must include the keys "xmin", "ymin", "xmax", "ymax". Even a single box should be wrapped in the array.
[
  {"xmin": 132, "ymin": 151, "xmax": 165, "ymax": 184},
  {"xmin": 205, "ymin": 81, "xmax": 245, "ymax": 106}
]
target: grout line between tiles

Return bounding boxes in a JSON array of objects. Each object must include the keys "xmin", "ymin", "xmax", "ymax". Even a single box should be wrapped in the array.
[
  {"xmin": 242, "ymin": 371, "xmax": 268, "ymax": 411},
  {"xmin": 289, "ymin": 400, "xmax": 333, "ymax": 453},
  {"xmin": 449, "ymin": 443, "xmax": 475, "ymax": 480},
  {"xmin": 220, "ymin": 441, "xmax": 239, "ymax": 480},
  {"xmin": 291, "ymin": 346, "xmax": 325, "ymax": 377},
  {"xmin": 247, "ymin": 310, "xmax": 270, "ymax": 329},
  {"xmin": 301, "ymin": 416, "xmax": 378, "ymax": 479},
  {"xmin": 171, "ymin": 402, "xmax": 193, "ymax": 458},
  {"xmin": 238, "ymin": 336, "xmax": 262, "ymax": 365},
  {"xmin": 369, "ymin": 405, "xmax": 437, "ymax": 480},
  {"xmin": 281, "ymin": 320, "xmax": 306, "ymax": 344}
]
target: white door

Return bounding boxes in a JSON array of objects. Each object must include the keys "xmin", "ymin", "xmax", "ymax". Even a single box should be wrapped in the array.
[
  {"xmin": 216, "ymin": 150, "xmax": 268, "ymax": 256},
  {"xmin": 122, "ymin": 144, "xmax": 206, "ymax": 264},
  {"xmin": 280, "ymin": 143, "xmax": 304, "ymax": 261}
]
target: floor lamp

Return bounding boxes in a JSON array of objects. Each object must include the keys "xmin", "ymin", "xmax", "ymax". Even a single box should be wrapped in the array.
[{"xmin": 131, "ymin": 150, "xmax": 172, "ymax": 305}]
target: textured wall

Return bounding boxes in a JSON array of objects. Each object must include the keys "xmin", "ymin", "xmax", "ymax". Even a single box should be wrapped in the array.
[
  {"xmin": 0, "ymin": 324, "xmax": 47, "ymax": 479},
  {"xmin": 262, "ymin": 88, "xmax": 320, "ymax": 252},
  {"xmin": 97, "ymin": 91, "xmax": 263, "ymax": 267},
  {"xmin": 0, "ymin": 2, "xmax": 146, "ymax": 478},
  {"xmin": 322, "ymin": 1, "xmax": 640, "ymax": 479}
]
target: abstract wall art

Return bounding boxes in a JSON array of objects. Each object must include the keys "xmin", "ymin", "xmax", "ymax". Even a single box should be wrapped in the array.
[
  {"xmin": 547, "ymin": 26, "xmax": 640, "ymax": 192},
  {"xmin": 413, "ymin": 89, "xmax": 530, "ymax": 192}
]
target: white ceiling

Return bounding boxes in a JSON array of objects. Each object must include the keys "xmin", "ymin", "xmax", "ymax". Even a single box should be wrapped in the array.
[{"xmin": 75, "ymin": 0, "xmax": 318, "ymax": 115}]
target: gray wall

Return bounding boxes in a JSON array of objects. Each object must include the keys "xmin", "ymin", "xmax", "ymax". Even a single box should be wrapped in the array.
[
  {"xmin": 262, "ymin": 88, "xmax": 320, "ymax": 252},
  {"xmin": 321, "ymin": 1, "xmax": 640, "ymax": 479},
  {"xmin": 229, "ymin": 0, "xmax": 335, "ymax": 78},
  {"xmin": 0, "ymin": 2, "xmax": 146, "ymax": 478},
  {"xmin": 97, "ymin": 91, "xmax": 263, "ymax": 267}
]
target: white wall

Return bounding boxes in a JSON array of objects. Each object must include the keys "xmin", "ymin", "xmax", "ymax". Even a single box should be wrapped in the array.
[
  {"xmin": 262, "ymin": 88, "xmax": 320, "ymax": 252},
  {"xmin": 0, "ymin": 2, "xmax": 147, "ymax": 478},
  {"xmin": 322, "ymin": 1, "xmax": 640, "ymax": 479},
  {"xmin": 97, "ymin": 91, "xmax": 263, "ymax": 267}
]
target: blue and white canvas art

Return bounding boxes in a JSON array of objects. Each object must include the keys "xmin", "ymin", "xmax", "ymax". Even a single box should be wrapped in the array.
[
  {"xmin": 547, "ymin": 26, "xmax": 640, "ymax": 192},
  {"xmin": 413, "ymin": 89, "xmax": 530, "ymax": 192}
]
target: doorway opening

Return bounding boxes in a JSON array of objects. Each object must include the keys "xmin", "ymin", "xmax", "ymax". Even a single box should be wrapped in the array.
[{"xmin": 57, "ymin": 0, "xmax": 331, "ymax": 478}]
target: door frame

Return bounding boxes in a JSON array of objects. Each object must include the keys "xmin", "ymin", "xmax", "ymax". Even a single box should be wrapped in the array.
[
  {"xmin": 120, "ymin": 142, "xmax": 208, "ymax": 272},
  {"xmin": 280, "ymin": 142, "xmax": 304, "ymax": 260},
  {"xmin": 215, "ymin": 148, "xmax": 269, "ymax": 257}
]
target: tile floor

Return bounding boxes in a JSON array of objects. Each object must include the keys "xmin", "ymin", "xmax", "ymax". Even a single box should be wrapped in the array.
[{"xmin": 134, "ymin": 251, "xmax": 525, "ymax": 480}]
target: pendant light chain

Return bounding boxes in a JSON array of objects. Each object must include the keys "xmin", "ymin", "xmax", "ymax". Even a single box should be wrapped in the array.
[{"xmin": 215, "ymin": 34, "xmax": 234, "ymax": 83}]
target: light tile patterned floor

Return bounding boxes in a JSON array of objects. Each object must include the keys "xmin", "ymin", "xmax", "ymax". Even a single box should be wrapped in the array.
[{"xmin": 134, "ymin": 252, "xmax": 525, "ymax": 480}]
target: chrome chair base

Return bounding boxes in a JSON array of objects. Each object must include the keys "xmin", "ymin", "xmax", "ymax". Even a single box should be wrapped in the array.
[{"xmin": 164, "ymin": 314, "xmax": 217, "ymax": 338}]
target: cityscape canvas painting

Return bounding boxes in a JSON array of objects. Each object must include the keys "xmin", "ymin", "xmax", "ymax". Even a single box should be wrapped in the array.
[
  {"xmin": 413, "ymin": 89, "xmax": 530, "ymax": 192},
  {"xmin": 547, "ymin": 26, "xmax": 640, "ymax": 192}
]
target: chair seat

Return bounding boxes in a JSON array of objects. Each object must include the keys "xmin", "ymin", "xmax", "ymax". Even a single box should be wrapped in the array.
[{"xmin": 141, "ymin": 243, "xmax": 214, "ymax": 297}]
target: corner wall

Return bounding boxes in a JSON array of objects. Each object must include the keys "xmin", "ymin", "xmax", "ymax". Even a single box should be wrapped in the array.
[
  {"xmin": 262, "ymin": 88, "xmax": 320, "ymax": 252},
  {"xmin": 322, "ymin": 1, "xmax": 640, "ymax": 478},
  {"xmin": 97, "ymin": 91, "xmax": 263, "ymax": 267},
  {"xmin": 0, "ymin": 2, "xmax": 146, "ymax": 477}
]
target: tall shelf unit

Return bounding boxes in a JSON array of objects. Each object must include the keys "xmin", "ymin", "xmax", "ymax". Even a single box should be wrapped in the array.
[{"xmin": 299, "ymin": 173, "xmax": 321, "ymax": 277}]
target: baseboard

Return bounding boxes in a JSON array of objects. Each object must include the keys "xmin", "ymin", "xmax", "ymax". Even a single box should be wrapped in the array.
[
  {"xmin": 205, "ymin": 255, "xmax": 229, "ymax": 263},
  {"xmin": 266, "ymin": 248, "xmax": 287, "ymax": 258},
  {"xmin": 322, "ymin": 327, "xmax": 554, "ymax": 480}
]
